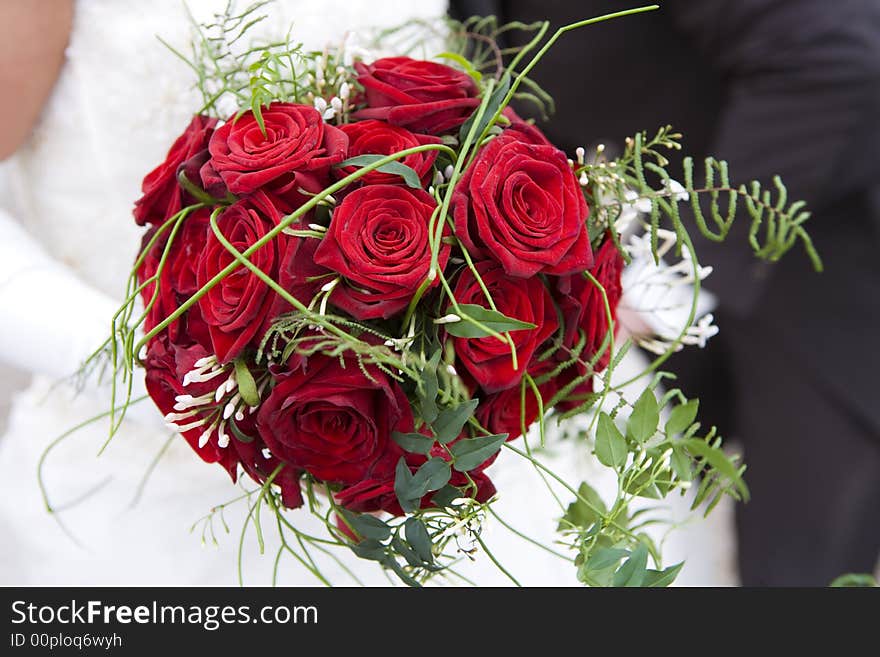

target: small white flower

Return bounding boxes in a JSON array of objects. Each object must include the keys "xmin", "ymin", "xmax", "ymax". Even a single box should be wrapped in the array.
[
  {"xmin": 434, "ymin": 313, "xmax": 461, "ymax": 325},
  {"xmin": 666, "ymin": 178, "xmax": 689, "ymax": 202}
]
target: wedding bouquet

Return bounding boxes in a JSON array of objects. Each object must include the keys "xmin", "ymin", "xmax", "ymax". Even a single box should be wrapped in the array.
[{"xmin": 85, "ymin": 3, "xmax": 820, "ymax": 586}]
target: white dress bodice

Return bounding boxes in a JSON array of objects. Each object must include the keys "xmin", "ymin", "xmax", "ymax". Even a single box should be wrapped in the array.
[{"xmin": 7, "ymin": 0, "xmax": 447, "ymax": 298}]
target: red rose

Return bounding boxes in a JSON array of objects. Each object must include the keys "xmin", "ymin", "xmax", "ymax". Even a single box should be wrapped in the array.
[
  {"xmin": 501, "ymin": 107, "xmax": 553, "ymax": 146},
  {"xmin": 336, "ymin": 120, "xmax": 440, "ymax": 185},
  {"xmin": 256, "ymin": 353, "xmax": 413, "ymax": 485},
  {"xmin": 554, "ymin": 238, "xmax": 625, "ymax": 410},
  {"xmin": 452, "ymin": 130, "xmax": 593, "ymax": 277},
  {"xmin": 144, "ymin": 334, "xmax": 239, "ymax": 478},
  {"xmin": 313, "ymin": 184, "xmax": 446, "ymax": 320},
  {"xmin": 133, "ymin": 114, "xmax": 216, "ymax": 226},
  {"xmin": 230, "ymin": 416, "xmax": 304, "ymax": 509},
  {"xmin": 354, "ymin": 57, "xmax": 480, "ymax": 134},
  {"xmin": 137, "ymin": 209, "xmax": 212, "ymax": 348},
  {"xmin": 476, "ymin": 370, "xmax": 558, "ymax": 442},
  {"xmin": 202, "ymin": 102, "xmax": 348, "ymax": 195},
  {"xmin": 196, "ymin": 191, "xmax": 287, "ymax": 363},
  {"xmin": 449, "ymin": 262, "xmax": 559, "ymax": 393}
]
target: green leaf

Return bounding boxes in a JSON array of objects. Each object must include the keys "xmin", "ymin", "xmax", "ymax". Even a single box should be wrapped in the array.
[
  {"xmin": 682, "ymin": 438, "xmax": 750, "ymax": 501},
  {"xmin": 642, "ymin": 562, "xmax": 684, "ymax": 587},
  {"xmin": 233, "ymin": 358, "xmax": 261, "ymax": 407},
  {"xmin": 450, "ymin": 433, "xmax": 507, "ymax": 472},
  {"xmin": 628, "ymin": 388, "xmax": 660, "ymax": 443},
  {"xmin": 227, "ymin": 418, "xmax": 255, "ymax": 444},
  {"xmin": 431, "ymin": 399, "xmax": 479, "ymax": 445},
  {"xmin": 829, "ymin": 573, "xmax": 878, "ymax": 588},
  {"xmin": 350, "ymin": 538, "xmax": 386, "ymax": 561},
  {"xmin": 335, "ymin": 155, "xmax": 421, "ymax": 188},
  {"xmin": 419, "ymin": 350, "xmax": 442, "ymax": 423},
  {"xmin": 431, "ymin": 485, "xmax": 462, "ymax": 509},
  {"xmin": 394, "ymin": 457, "xmax": 452, "ymax": 511},
  {"xmin": 391, "ymin": 536, "xmax": 423, "ymax": 568},
  {"xmin": 595, "ymin": 412, "xmax": 627, "ymax": 468},
  {"xmin": 669, "ymin": 445, "xmax": 693, "ymax": 481},
  {"xmin": 666, "ymin": 399, "xmax": 699, "ymax": 436},
  {"xmin": 612, "ymin": 543, "xmax": 649, "ymax": 587},
  {"xmin": 558, "ymin": 481, "xmax": 607, "ymax": 531},
  {"xmin": 584, "ymin": 547, "xmax": 630, "ymax": 572},
  {"xmin": 404, "ymin": 517, "xmax": 434, "ymax": 564},
  {"xmin": 459, "ymin": 72, "xmax": 511, "ymax": 142},
  {"xmin": 392, "ymin": 432, "xmax": 434, "ymax": 455},
  {"xmin": 339, "ymin": 510, "xmax": 391, "ymax": 542},
  {"xmin": 443, "ymin": 303, "xmax": 537, "ymax": 339},
  {"xmin": 412, "ymin": 457, "xmax": 452, "ymax": 493},
  {"xmin": 435, "ymin": 52, "xmax": 482, "ymax": 82}
]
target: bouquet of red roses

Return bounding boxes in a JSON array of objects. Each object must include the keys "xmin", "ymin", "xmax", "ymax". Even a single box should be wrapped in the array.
[{"xmin": 92, "ymin": 5, "xmax": 819, "ymax": 586}]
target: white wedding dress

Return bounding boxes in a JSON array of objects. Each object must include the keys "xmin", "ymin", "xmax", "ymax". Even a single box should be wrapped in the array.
[{"xmin": 0, "ymin": 0, "xmax": 736, "ymax": 586}]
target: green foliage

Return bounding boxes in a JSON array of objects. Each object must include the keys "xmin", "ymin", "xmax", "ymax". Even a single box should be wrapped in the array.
[
  {"xmin": 829, "ymin": 573, "xmax": 878, "ymax": 588},
  {"xmin": 450, "ymin": 434, "xmax": 507, "ymax": 472},
  {"xmin": 442, "ymin": 304, "xmax": 537, "ymax": 338},
  {"xmin": 335, "ymin": 156, "xmax": 422, "ymax": 188}
]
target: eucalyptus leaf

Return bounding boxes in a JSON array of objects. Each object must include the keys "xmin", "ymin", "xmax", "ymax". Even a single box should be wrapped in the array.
[
  {"xmin": 665, "ymin": 399, "xmax": 699, "ymax": 436},
  {"xmin": 628, "ymin": 388, "xmax": 660, "ymax": 443},
  {"xmin": 612, "ymin": 543, "xmax": 649, "ymax": 587},
  {"xmin": 393, "ymin": 458, "xmax": 420, "ymax": 513},
  {"xmin": 595, "ymin": 412, "xmax": 628, "ymax": 468},
  {"xmin": 450, "ymin": 433, "xmax": 507, "ymax": 472},
  {"xmin": 335, "ymin": 155, "xmax": 421, "ymax": 188},
  {"xmin": 419, "ymin": 350, "xmax": 442, "ymax": 423},
  {"xmin": 350, "ymin": 538, "xmax": 386, "ymax": 562},
  {"xmin": 391, "ymin": 536, "xmax": 423, "ymax": 569},
  {"xmin": 410, "ymin": 458, "xmax": 452, "ymax": 496},
  {"xmin": 432, "ymin": 399, "xmax": 479, "ymax": 444},
  {"xmin": 339, "ymin": 509, "xmax": 391, "ymax": 542},
  {"xmin": 431, "ymin": 484, "xmax": 462, "ymax": 509},
  {"xmin": 233, "ymin": 358, "xmax": 261, "ymax": 407},
  {"xmin": 443, "ymin": 304, "xmax": 537, "ymax": 338},
  {"xmin": 392, "ymin": 432, "xmax": 434, "ymax": 455},
  {"xmin": 404, "ymin": 517, "xmax": 434, "ymax": 564}
]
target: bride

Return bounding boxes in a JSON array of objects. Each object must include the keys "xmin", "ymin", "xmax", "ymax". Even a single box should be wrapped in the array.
[{"xmin": 0, "ymin": 0, "xmax": 736, "ymax": 586}]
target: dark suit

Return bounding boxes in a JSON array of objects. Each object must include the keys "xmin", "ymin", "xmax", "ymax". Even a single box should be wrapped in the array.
[{"xmin": 451, "ymin": 0, "xmax": 880, "ymax": 585}]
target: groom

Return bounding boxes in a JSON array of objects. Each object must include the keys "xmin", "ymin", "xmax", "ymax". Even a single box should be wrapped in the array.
[{"xmin": 450, "ymin": 0, "xmax": 880, "ymax": 585}]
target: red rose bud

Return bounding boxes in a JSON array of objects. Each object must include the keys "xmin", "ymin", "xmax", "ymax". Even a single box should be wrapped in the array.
[
  {"xmin": 354, "ymin": 57, "xmax": 480, "ymax": 134},
  {"xmin": 553, "ymin": 238, "xmax": 625, "ymax": 411},
  {"xmin": 314, "ymin": 184, "xmax": 446, "ymax": 320},
  {"xmin": 336, "ymin": 119, "xmax": 440, "ymax": 186},
  {"xmin": 449, "ymin": 262, "xmax": 559, "ymax": 393},
  {"xmin": 452, "ymin": 130, "xmax": 593, "ymax": 277},
  {"xmin": 133, "ymin": 114, "xmax": 217, "ymax": 226},
  {"xmin": 204, "ymin": 102, "xmax": 348, "ymax": 195},
  {"xmin": 196, "ymin": 191, "xmax": 288, "ymax": 363},
  {"xmin": 256, "ymin": 353, "xmax": 413, "ymax": 485}
]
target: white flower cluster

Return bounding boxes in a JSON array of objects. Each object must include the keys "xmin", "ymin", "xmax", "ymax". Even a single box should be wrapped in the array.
[
  {"xmin": 163, "ymin": 354, "xmax": 263, "ymax": 449},
  {"xmin": 620, "ymin": 227, "xmax": 719, "ymax": 355}
]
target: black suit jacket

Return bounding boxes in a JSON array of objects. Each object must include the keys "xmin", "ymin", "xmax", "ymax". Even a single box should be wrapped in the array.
[{"xmin": 450, "ymin": 0, "xmax": 880, "ymax": 433}]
